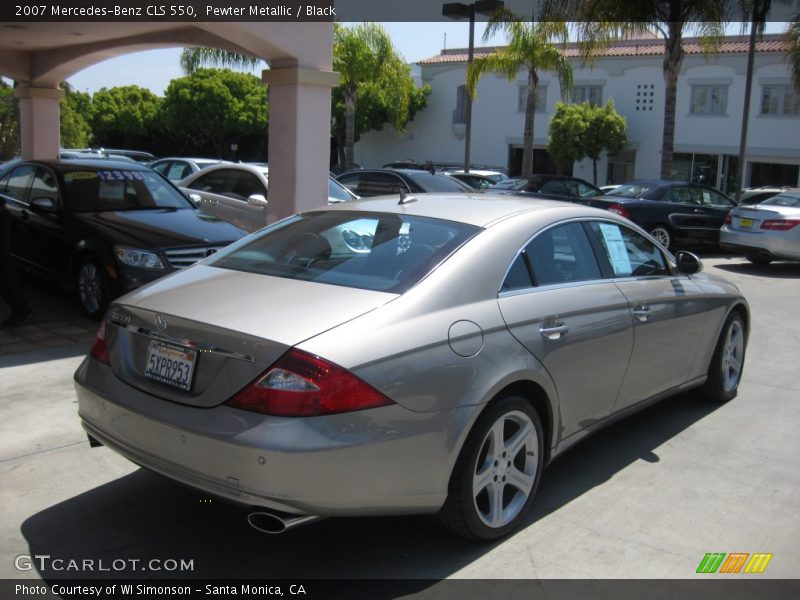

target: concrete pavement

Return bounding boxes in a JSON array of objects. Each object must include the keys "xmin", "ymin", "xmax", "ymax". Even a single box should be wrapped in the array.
[{"xmin": 1, "ymin": 256, "xmax": 798, "ymax": 581}]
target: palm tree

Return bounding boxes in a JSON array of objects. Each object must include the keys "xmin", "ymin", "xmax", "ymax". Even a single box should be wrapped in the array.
[
  {"xmin": 544, "ymin": 0, "xmax": 726, "ymax": 179},
  {"xmin": 467, "ymin": 13, "xmax": 572, "ymax": 176},
  {"xmin": 180, "ymin": 48, "xmax": 261, "ymax": 75},
  {"xmin": 787, "ymin": 18, "xmax": 800, "ymax": 90}
]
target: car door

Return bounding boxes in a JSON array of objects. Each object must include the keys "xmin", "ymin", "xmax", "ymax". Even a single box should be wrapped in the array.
[
  {"xmin": 24, "ymin": 166, "xmax": 73, "ymax": 279},
  {"xmin": 586, "ymin": 221, "xmax": 708, "ymax": 411},
  {"xmin": 690, "ymin": 186, "xmax": 737, "ymax": 242},
  {"xmin": 0, "ymin": 164, "xmax": 37, "ymax": 269},
  {"xmin": 659, "ymin": 185, "xmax": 708, "ymax": 242},
  {"xmin": 497, "ymin": 221, "xmax": 634, "ymax": 437}
]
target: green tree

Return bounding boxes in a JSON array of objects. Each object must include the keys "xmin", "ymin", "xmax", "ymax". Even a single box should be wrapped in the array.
[
  {"xmin": 162, "ymin": 68, "xmax": 268, "ymax": 157},
  {"xmin": 60, "ymin": 83, "xmax": 92, "ymax": 148},
  {"xmin": 546, "ymin": 101, "xmax": 589, "ymax": 173},
  {"xmin": 0, "ymin": 81, "xmax": 18, "ymax": 159},
  {"xmin": 547, "ymin": 100, "xmax": 627, "ymax": 183},
  {"xmin": 467, "ymin": 11, "xmax": 573, "ymax": 177},
  {"xmin": 544, "ymin": 0, "xmax": 726, "ymax": 179},
  {"xmin": 179, "ymin": 24, "xmax": 429, "ymax": 169},
  {"xmin": 90, "ymin": 85, "xmax": 161, "ymax": 148},
  {"xmin": 789, "ymin": 19, "xmax": 800, "ymax": 90}
]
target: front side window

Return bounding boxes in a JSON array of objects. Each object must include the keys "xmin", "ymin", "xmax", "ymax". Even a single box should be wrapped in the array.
[
  {"xmin": 188, "ymin": 169, "xmax": 229, "ymax": 193},
  {"xmin": 30, "ymin": 168, "xmax": 59, "ymax": 203},
  {"xmin": 761, "ymin": 85, "xmax": 800, "ymax": 115},
  {"xmin": 209, "ymin": 212, "xmax": 480, "ymax": 293},
  {"xmin": 690, "ymin": 85, "xmax": 728, "ymax": 115},
  {"xmin": 588, "ymin": 222, "xmax": 669, "ymax": 278},
  {"xmin": 0, "ymin": 165, "xmax": 36, "ymax": 203},
  {"xmin": 691, "ymin": 187, "xmax": 734, "ymax": 208},
  {"xmin": 227, "ymin": 171, "xmax": 266, "ymax": 201}
]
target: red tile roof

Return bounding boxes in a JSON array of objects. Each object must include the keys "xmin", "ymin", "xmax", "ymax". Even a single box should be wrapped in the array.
[{"xmin": 418, "ymin": 34, "xmax": 788, "ymax": 65}]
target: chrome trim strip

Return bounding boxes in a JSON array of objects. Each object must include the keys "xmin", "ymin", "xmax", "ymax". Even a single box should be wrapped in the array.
[{"xmin": 108, "ymin": 320, "xmax": 256, "ymax": 363}]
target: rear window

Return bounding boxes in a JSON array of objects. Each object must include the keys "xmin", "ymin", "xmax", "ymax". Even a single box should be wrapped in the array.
[
  {"xmin": 208, "ymin": 211, "xmax": 481, "ymax": 293},
  {"xmin": 607, "ymin": 183, "xmax": 652, "ymax": 198},
  {"xmin": 760, "ymin": 193, "xmax": 800, "ymax": 207},
  {"xmin": 491, "ymin": 178, "xmax": 529, "ymax": 191},
  {"xmin": 408, "ymin": 172, "xmax": 474, "ymax": 192},
  {"xmin": 61, "ymin": 168, "xmax": 192, "ymax": 211}
]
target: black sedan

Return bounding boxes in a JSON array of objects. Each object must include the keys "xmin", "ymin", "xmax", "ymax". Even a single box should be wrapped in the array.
[
  {"xmin": 0, "ymin": 160, "xmax": 246, "ymax": 318},
  {"xmin": 336, "ymin": 168, "xmax": 474, "ymax": 197},
  {"xmin": 490, "ymin": 174, "xmax": 604, "ymax": 203},
  {"xmin": 581, "ymin": 180, "xmax": 737, "ymax": 249}
]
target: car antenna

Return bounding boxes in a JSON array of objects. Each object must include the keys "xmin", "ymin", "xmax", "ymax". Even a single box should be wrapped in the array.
[{"xmin": 398, "ymin": 189, "xmax": 417, "ymax": 205}]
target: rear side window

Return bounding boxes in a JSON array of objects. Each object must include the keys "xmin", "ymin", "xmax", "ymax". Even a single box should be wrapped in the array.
[{"xmin": 209, "ymin": 211, "xmax": 481, "ymax": 293}]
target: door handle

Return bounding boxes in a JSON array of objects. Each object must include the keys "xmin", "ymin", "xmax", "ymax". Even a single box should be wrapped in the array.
[
  {"xmin": 632, "ymin": 305, "xmax": 651, "ymax": 322},
  {"xmin": 539, "ymin": 324, "xmax": 569, "ymax": 340}
]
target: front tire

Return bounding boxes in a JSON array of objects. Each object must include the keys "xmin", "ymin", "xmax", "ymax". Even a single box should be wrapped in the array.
[
  {"xmin": 76, "ymin": 258, "xmax": 109, "ymax": 320},
  {"xmin": 434, "ymin": 396, "xmax": 544, "ymax": 541},
  {"xmin": 745, "ymin": 254, "xmax": 772, "ymax": 265},
  {"xmin": 648, "ymin": 224, "xmax": 672, "ymax": 250},
  {"xmin": 702, "ymin": 312, "xmax": 747, "ymax": 402}
]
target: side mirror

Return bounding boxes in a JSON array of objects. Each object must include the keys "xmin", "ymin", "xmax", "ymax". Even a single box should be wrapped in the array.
[
  {"xmin": 675, "ymin": 251, "xmax": 703, "ymax": 275},
  {"xmin": 30, "ymin": 197, "xmax": 58, "ymax": 214},
  {"xmin": 187, "ymin": 192, "xmax": 202, "ymax": 204},
  {"xmin": 247, "ymin": 194, "xmax": 268, "ymax": 208}
]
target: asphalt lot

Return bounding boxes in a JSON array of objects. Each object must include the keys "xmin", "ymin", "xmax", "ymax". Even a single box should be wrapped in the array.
[{"xmin": 1, "ymin": 255, "xmax": 798, "ymax": 583}]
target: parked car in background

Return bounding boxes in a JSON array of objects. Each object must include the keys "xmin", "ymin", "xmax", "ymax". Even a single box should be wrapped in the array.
[
  {"xmin": 179, "ymin": 163, "xmax": 270, "ymax": 232},
  {"xmin": 736, "ymin": 187, "xmax": 791, "ymax": 206},
  {"xmin": 74, "ymin": 194, "xmax": 749, "ymax": 541},
  {"xmin": 600, "ymin": 184, "xmax": 622, "ymax": 194},
  {"xmin": 182, "ymin": 163, "xmax": 355, "ymax": 233},
  {"xmin": 490, "ymin": 174, "xmax": 603, "ymax": 203},
  {"xmin": 336, "ymin": 168, "xmax": 474, "ymax": 197},
  {"xmin": 720, "ymin": 190, "xmax": 800, "ymax": 264},
  {"xmin": 0, "ymin": 160, "xmax": 246, "ymax": 318},
  {"xmin": 583, "ymin": 180, "xmax": 737, "ymax": 249},
  {"xmin": 448, "ymin": 172, "xmax": 497, "ymax": 190},
  {"xmin": 150, "ymin": 157, "xmax": 227, "ymax": 182},
  {"xmin": 448, "ymin": 169, "xmax": 507, "ymax": 184}
]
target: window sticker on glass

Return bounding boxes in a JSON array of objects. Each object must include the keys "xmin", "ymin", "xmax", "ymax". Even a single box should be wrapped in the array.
[
  {"xmin": 598, "ymin": 223, "xmax": 632, "ymax": 276},
  {"xmin": 63, "ymin": 171, "xmax": 98, "ymax": 182},
  {"xmin": 97, "ymin": 170, "xmax": 145, "ymax": 182}
]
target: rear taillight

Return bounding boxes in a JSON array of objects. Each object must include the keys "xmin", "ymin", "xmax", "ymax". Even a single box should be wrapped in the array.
[
  {"xmin": 723, "ymin": 213, "xmax": 732, "ymax": 225},
  {"xmin": 760, "ymin": 219, "xmax": 800, "ymax": 231},
  {"xmin": 226, "ymin": 349, "xmax": 394, "ymax": 417},
  {"xmin": 89, "ymin": 318, "xmax": 110, "ymax": 365},
  {"xmin": 608, "ymin": 203, "xmax": 631, "ymax": 218}
]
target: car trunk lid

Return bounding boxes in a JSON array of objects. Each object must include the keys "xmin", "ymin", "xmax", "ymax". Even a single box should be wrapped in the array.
[{"xmin": 104, "ymin": 265, "xmax": 397, "ymax": 408}]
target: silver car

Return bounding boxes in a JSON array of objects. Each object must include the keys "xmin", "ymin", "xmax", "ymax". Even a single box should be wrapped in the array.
[
  {"xmin": 721, "ymin": 191, "xmax": 800, "ymax": 264},
  {"xmin": 74, "ymin": 194, "xmax": 749, "ymax": 540}
]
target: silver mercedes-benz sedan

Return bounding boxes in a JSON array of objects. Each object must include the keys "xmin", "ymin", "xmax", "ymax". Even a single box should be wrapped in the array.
[{"xmin": 74, "ymin": 194, "xmax": 749, "ymax": 540}]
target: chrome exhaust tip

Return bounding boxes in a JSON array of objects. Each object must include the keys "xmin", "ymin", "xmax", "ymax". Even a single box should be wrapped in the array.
[{"xmin": 247, "ymin": 511, "xmax": 323, "ymax": 534}]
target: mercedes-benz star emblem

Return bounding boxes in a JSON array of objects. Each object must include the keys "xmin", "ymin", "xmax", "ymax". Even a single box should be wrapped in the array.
[{"xmin": 155, "ymin": 315, "xmax": 168, "ymax": 332}]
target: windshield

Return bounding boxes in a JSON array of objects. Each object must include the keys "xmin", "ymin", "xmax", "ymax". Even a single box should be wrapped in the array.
[
  {"xmin": 606, "ymin": 183, "xmax": 652, "ymax": 198},
  {"xmin": 407, "ymin": 171, "xmax": 474, "ymax": 193},
  {"xmin": 760, "ymin": 193, "xmax": 800, "ymax": 207},
  {"xmin": 490, "ymin": 178, "xmax": 528, "ymax": 191},
  {"xmin": 208, "ymin": 211, "xmax": 481, "ymax": 293},
  {"xmin": 62, "ymin": 168, "xmax": 192, "ymax": 212}
]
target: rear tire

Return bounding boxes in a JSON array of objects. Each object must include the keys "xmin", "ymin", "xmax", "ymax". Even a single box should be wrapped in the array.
[
  {"xmin": 76, "ymin": 257, "xmax": 109, "ymax": 320},
  {"xmin": 434, "ymin": 396, "xmax": 544, "ymax": 541},
  {"xmin": 745, "ymin": 254, "xmax": 772, "ymax": 265},
  {"xmin": 648, "ymin": 224, "xmax": 672, "ymax": 250},
  {"xmin": 702, "ymin": 311, "xmax": 746, "ymax": 402}
]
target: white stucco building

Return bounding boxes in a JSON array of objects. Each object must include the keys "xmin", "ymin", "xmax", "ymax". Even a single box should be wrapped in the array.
[{"xmin": 354, "ymin": 33, "xmax": 800, "ymax": 192}]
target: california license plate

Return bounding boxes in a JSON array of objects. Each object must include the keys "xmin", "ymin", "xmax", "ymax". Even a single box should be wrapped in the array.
[
  {"xmin": 144, "ymin": 341, "xmax": 197, "ymax": 391},
  {"xmin": 739, "ymin": 217, "xmax": 754, "ymax": 228}
]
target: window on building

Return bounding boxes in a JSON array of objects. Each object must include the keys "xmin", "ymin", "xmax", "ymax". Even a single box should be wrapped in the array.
[
  {"xmin": 572, "ymin": 85, "xmax": 603, "ymax": 106},
  {"xmin": 760, "ymin": 85, "xmax": 800, "ymax": 116},
  {"xmin": 517, "ymin": 86, "xmax": 547, "ymax": 112},
  {"xmin": 453, "ymin": 85, "xmax": 469, "ymax": 124},
  {"xmin": 690, "ymin": 85, "xmax": 728, "ymax": 115},
  {"xmin": 607, "ymin": 150, "xmax": 636, "ymax": 185}
]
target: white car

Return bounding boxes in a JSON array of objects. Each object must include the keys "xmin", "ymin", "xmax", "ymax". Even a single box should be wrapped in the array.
[
  {"xmin": 720, "ymin": 191, "xmax": 800, "ymax": 264},
  {"xmin": 151, "ymin": 157, "xmax": 228, "ymax": 182}
]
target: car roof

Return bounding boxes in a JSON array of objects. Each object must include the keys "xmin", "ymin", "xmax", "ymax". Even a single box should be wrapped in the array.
[
  {"xmin": 309, "ymin": 193, "xmax": 606, "ymax": 227},
  {"xmin": 619, "ymin": 179, "xmax": 690, "ymax": 187},
  {"xmin": 28, "ymin": 159, "xmax": 151, "ymax": 171}
]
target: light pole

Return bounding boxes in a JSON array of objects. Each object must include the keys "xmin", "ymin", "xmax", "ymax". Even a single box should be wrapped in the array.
[{"xmin": 443, "ymin": 0, "xmax": 504, "ymax": 173}]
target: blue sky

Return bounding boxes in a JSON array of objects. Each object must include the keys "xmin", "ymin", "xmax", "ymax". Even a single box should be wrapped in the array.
[{"xmin": 65, "ymin": 22, "xmax": 787, "ymax": 95}]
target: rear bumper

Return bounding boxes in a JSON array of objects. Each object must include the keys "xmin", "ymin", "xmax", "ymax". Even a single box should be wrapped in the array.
[
  {"xmin": 74, "ymin": 357, "xmax": 458, "ymax": 516},
  {"xmin": 720, "ymin": 228, "xmax": 800, "ymax": 261}
]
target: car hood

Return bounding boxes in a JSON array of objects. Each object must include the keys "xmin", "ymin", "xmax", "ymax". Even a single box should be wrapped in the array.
[{"xmin": 73, "ymin": 208, "xmax": 246, "ymax": 249}]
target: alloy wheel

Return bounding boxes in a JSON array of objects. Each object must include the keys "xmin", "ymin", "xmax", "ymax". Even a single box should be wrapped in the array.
[
  {"xmin": 721, "ymin": 318, "xmax": 745, "ymax": 393},
  {"xmin": 78, "ymin": 262, "xmax": 103, "ymax": 315}
]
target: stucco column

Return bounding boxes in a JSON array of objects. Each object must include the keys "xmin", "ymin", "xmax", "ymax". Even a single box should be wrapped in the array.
[
  {"xmin": 262, "ymin": 67, "xmax": 339, "ymax": 223},
  {"xmin": 14, "ymin": 84, "xmax": 64, "ymax": 160}
]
